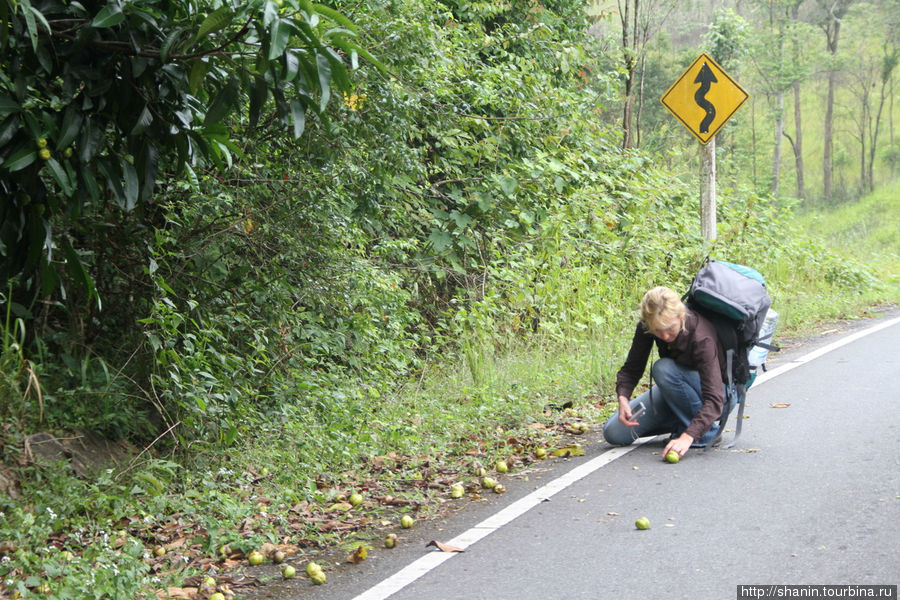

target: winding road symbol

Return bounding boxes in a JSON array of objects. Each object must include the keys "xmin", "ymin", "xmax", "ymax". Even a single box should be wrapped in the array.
[
  {"xmin": 659, "ymin": 52, "xmax": 748, "ymax": 145},
  {"xmin": 694, "ymin": 62, "xmax": 718, "ymax": 134}
]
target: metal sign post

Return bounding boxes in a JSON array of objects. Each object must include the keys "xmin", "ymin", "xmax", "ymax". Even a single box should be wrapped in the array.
[{"xmin": 660, "ymin": 53, "xmax": 748, "ymax": 241}]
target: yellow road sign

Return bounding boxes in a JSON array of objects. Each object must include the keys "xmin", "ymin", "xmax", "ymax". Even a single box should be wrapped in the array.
[{"xmin": 660, "ymin": 52, "xmax": 749, "ymax": 145}]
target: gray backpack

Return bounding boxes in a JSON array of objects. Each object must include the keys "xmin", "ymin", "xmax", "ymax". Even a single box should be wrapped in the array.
[{"xmin": 684, "ymin": 260, "xmax": 779, "ymax": 447}]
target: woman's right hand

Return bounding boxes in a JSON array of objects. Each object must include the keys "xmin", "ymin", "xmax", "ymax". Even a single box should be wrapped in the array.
[{"xmin": 617, "ymin": 396, "xmax": 637, "ymax": 426}]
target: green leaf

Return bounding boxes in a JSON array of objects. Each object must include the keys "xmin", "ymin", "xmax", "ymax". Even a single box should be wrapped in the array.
[
  {"xmin": 3, "ymin": 147, "xmax": 36, "ymax": 172},
  {"xmin": 188, "ymin": 59, "xmax": 208, "ymax": 93},
  {"xmin": 428, "ymin": 229, "xmax": 452, "ymax": 252},
  {"xmin": 122, "ymin": 159, "xmax": 139, "ymax": 210},
  {"xmin": 57, "ymin": 107, "xmax": 83, "ymax": 149},
  {"xmin": 0, "ymin": 95, "xmax": 19, "ymax": 117},
  {"xmin": 19, "ymin": 0, "xmax": 38, "ymax": 52},
  {"xmin": 312, "ymin": 3, "xmax": 358, "ymax": 32},
  {"xmin": 315, "ymin": 52, "xmax": 332, "ymax": 110},
  {"xmin": 289, "ymin": 98, "xmax": 306, "ymax": 138},
  {"xmin": 161, "ymin": 26, "xmax": 188, "ymax": 62},
  {"xmin": 0, "ymin": 116, "xmax": 17, "ymax": 147},
  {"xmin": 204, "ymin": 77, "xmax": 239, "ymax": 125},
  {"xmin": 62, "ymin": 238, "xmax": 99, "ymax": 308},
  {"xmin": 45, "ymin": 158, "xmax": 75, "ymax": 196},
  {"xmin": 268, "ymin": 17, "xmax": 292, "ymax": 61},
  {"xmin": 92, "ymin": 5, "xmax": 125, "ymax": 28},
  {"xmin": 248, "ymin": 76, "xmax": 267, "ymax": 129},
  {"xmin": 499, "ymin": 176, "xmax": 518, "ymax": 196},
  {"xmin": 131, "ymin": 104, "xmax": 153, "ymax": 135},
  {"xmin": 192, "ymin": 7, "xmax": 233, "ymax": 46}
]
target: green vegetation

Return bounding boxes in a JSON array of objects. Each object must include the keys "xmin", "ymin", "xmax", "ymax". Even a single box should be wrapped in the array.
[{"xmin": 0, "ymin": 0, "xmax": 898, "ymax": 598}]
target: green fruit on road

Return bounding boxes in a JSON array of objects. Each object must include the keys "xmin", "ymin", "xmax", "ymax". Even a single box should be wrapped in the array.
[
  {"xmin": 306, "ymin": 561, "xmax": 323, "ymax": 576},
  {"xmin": 400, "ymin": 515, "xmax": 414, "ymax": 528},
  {"xmin": 665, "ymin": 450, "xmax": 680, "ymax": 464},
  {"xmin": 273, "ymin": 550, "xmax": 286, "ymax": 564},
  {"xmin": 248, "ymin": 550, "xmax": 264, "ymax": 565},
  {"xmin": 534, "ymin": 447, "xmax": 548, "ymax": 459},
  {"xmin": 495, "ymin": 460, "xmax": 508, "ymax": 473},
  {"xmin": 481, "ymin": 476, "xmax": 496, "ymax": 489},
  {"xmin": 450, "ymin": 483, "xmax": 465, "ymax": 498},
  {"xmin": 493, "ymin": 483, "xmax": 506, "ymax": 494},
  {"xmin": 384, "ymin": 533, "xmax": 398, "ymax": 548},
  {"xmin": 311, "ymin": 572, "xmax": 327, "ymax": 585},
  {"xmin": 349, "ymin": 492, "xmax": 363, "ymax": 506},
  {"xmin": 635, "ymin": 517, "xmax": 650, "ymax": 530},
  {"xmin": 281, "ymin": 564, "xmax": 296, "ymax": 579}
]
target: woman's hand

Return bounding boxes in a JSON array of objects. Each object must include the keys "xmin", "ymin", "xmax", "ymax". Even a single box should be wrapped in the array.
[
  {"xmin": 663, "ymin": 432, "xmax": 693, "ymax": 458},
  {"xmin": 617, "ymin": 396, "xmax": 638, "ymax": 426}
]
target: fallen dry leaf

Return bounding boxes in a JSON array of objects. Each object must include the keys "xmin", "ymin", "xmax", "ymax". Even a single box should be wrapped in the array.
[
  {"xmin": 426, "ymin": 540, "xmax": 464, "ymax": 553},
  {"xmin": 155, "ymin": 586, "xmax": 196, "ymax": 599},
  {"xmin": 770, "ymin": 403, "xmax": 791, "ymax": 408}
]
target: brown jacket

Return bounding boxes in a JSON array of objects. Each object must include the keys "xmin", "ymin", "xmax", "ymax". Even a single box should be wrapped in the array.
[{"xmin": 615, "ymin": 309, "xmax": 725, "ymax": 440}]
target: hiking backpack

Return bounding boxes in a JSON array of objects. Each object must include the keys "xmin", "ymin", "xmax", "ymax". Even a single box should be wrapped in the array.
[{"xmin": 683, "ymin": 260, "xmax": 780, "ymax": 447}]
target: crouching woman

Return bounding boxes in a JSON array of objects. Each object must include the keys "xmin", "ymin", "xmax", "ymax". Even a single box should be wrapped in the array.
[{"xmin": 602, "ymin": 286, "xmax": 728, "ymax": 459}]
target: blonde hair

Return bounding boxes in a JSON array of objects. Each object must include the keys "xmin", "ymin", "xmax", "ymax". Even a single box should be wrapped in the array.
[{"xmin": 640, "ymin": 286, "xmax": 686, "ymax": 332}]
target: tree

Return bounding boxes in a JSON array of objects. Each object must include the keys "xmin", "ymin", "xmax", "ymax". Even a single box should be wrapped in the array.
[
  {"xmin": 813, "ymin": 0, "xmax": 857, "ymax": 202},
  {"xmin": 0, "ymin": 0, "xmax": 377, "ymax": 301},
  {"xmin": 788, "ymin": 0, "xmax": 808, "ymax": 200},
  {"xmin": 613, "ymin": 0, "xmax": 677, "ymax": 149}
]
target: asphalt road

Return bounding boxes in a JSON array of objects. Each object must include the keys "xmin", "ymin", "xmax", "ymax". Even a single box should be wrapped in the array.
[{"xmin": 261, "ymin": 310, "xmax": 900, "ymax": 600}]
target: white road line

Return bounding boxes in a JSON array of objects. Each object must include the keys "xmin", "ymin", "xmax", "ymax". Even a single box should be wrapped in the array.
[
  {"xmin": 752, "ymin": 316, "xmax": 900, "ymax": 387},
  {"xmin": 351, "ymin": 440, "xmax": 653, "ymax": 600},
  {"xmin": 351, "ymin": 315, "xmax": 900, "ymax": 600}
]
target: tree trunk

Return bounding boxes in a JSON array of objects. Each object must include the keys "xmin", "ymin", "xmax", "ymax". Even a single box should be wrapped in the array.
[
  {"xmin": 790, "ymin": 1, "xmax": 805, "ymax": 200},
  {"xmin": 823, "ymin": 18, "xmax": 841, "ymax": 204},
  {"xmin": 772, "ymin": 90, "xmax": 784, "ymax": 197},
  {"xmin": 636, "ymin": 54, "xmax": 647, "ymax": 147}
]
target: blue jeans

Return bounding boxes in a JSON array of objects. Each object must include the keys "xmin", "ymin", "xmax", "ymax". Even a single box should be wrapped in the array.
[{"xmin": 602, "ymin": 358, "xmax": 732, "ymax": 447}]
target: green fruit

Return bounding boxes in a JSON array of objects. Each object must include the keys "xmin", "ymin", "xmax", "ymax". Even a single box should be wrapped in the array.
[
  {"xmin": 635, "ymin": 517, "xmax": 650, "ymax": 530},
  {"xmin": 384, "ymin": 533, "xmax": 398, "ymax": 548},
  {"xmin": 153, "ymin": 546, "xmax": 166, "ymax": 557},
  {"xmin": 203, "ymin": 576, "xmax": 216, "ymax": 586},
  {"xmin": 481, "ymin": 476, "xmax": 496, "ymax": 489},
  {"xmin": 450, "ymin": 483, "xmax": 465, "ymax": 498},
  {"xmin": 400, "ymin": 514, "xmax": 414, "ymax": 529},
  {"xmin": 534, "ymin": 447, "xmax": 547, "ymax": 460},
  {"xmin": 248, "ymin": 550, "xmax": 264, "ymax": 566},
  {"xmin": 36, "ymin": 138, "xmax": 48, "ymax": 149},
  {"xmin": 305, "ymin": 561, "xmax": 322, "ymax": 577},
  {"xmin": 210, "ymin": 593, "xmax": 226, "ymax": 600},
  {"xmin": 281, "ymin": 564, "xmax": 296, "ymax": 579},
  {"xmin": 665, "ymin": 450, "xmax": 680, "ymax": 464},
  {"xmin": 311, "ymin": 572, "xmax": 327, "ymax": 585},
  {"xmin": 273, "ymin": 550, "xmax": 286, "ymax": 564},
  {"xmin": 39, "ymin": 148, "xmax": 51, "ymax": 160},
  {"xmin": 495, "ymin": 460, "xmax": 508, "ymax": 473},
  {"xmin": 349, "ymin": 492, "xmax": 363, "ymax": 506},
  {"xmin": 493, "ymin": 483, "xmax": 506, "ymax": 494}
]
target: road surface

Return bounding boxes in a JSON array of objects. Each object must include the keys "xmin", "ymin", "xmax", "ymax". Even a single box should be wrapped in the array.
[{"xmin": 254, "ymin": 310, "xmax": 900, "ymax": 600}]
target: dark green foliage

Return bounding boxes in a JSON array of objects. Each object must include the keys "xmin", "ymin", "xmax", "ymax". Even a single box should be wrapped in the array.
[{"xmin": 0, "ymin": 0, "xmax": 887, "ymax": 449}]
